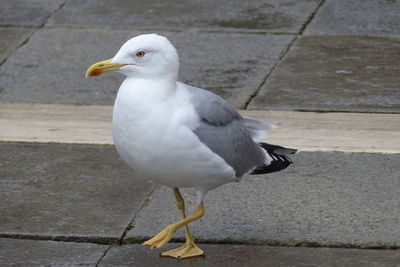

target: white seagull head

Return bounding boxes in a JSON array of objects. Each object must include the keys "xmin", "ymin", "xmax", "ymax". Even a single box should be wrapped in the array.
[{"xmin": 86, "ymin": 34, "xmax": 179, "ymax": 79}]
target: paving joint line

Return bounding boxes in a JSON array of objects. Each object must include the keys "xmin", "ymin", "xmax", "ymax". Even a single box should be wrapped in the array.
[
  {"xmin": 0, "ymin": 28, "xmax": 36, "ymax": 66},
  {"xmin": 0, "ymin": 140, "xmax": 114, "ymax": 147},
  {"xmin": 0, "ymin": 25, "xmax": 39, "ymax": 28},
  {"xmin": 1, "ymin": 141, "xmax": 398, "ymax": 155},
  {"xmin": 41, "ymin": 0, "xmax": 68, "ymax": 28},
  {"xmin": 259, "ymin": 108, "xmax": 400, "ymax": 115},
  {"xmin": 118, "ymin": 184, "xmax": 158, "ymax": 245},
  {"xmin": 95, "ymin": 245, "xmax": 112, "ymax": 267},
  {"xmin": 1, "ymin": 233, "xmax": 398, "ymax": 250},
  {"xmin": 0, "ymin": 24, "xmax": 40, "ymax": 29},
  {"xmin": 120, "ymin": 237, "xmax": 400, "ymax": 251},
  {"xmin": 0, "ymin": 233, "xmax": 119, "ymax": 245},
  {"xmin": 243, "ymin": 0, "xmax": 327, "ymax": 109},
  {"xmin": 298, "ymin": 0, "xmax": 326, "ymax": 35},
  {"xmin": 40, "ymin": 24, "xmax": 296, "ymax": 36},
  {"xmin": 0, "ymin": 0, "xmax": 67, "ymax": 67},
  {"xmin": 242, "ymin": 34, "xmax": 298, "ymax": 109}
]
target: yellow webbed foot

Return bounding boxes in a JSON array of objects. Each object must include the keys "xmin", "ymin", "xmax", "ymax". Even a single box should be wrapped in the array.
[
  {"xmin": 142, "ymin": 225, "xmax": 176, "ymax": 249},
  {"xmin": 161, "ymin": 239, "xmax": 205, "ymax": 259}
]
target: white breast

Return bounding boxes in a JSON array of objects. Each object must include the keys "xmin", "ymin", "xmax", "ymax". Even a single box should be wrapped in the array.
[{"xmin": 112, "ymin": 79, "xmax": 236, "ymax": 191}]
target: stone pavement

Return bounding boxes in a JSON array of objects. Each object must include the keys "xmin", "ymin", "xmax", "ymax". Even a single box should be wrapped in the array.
[{"xmin": 1, "ymin": 0, "xmax": 400, "ymax": 266}]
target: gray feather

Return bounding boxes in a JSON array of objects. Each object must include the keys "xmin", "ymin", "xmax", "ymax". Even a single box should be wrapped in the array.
[
  {"xmin": 189, "ymin": 85, "xmax": 239, "ymax": 124},
  {"xmin": 187, "ymin": 84, "xmax": 266, "ymax": 177}
]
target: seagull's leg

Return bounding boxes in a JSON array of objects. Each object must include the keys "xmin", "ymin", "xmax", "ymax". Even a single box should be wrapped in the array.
[
  {"xmin": 161, "ymin": 188, "xmax": 205, "ymax": 258},
  {"xmin": 142, "ymin": 190, "xmax": 205, "ymax": 254}
]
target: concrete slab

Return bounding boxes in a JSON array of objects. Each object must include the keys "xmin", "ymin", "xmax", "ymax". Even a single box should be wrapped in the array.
[
  {"xmin": 0, "ymin": 142, "xmax": 153, "ymax": 243},
  {"xmin": 48, "ymin": 0, "xmax": 321, "ymax": 33},
  {"xmin": 0, "ymin": 27, "xmax": 33, "ymax": 64},
  {"xmin": 305, "ymin": 0, "xmax": 400, "ymax": 37},
  {"xmin": 126, "ymin": 152, "xmax": 400, "ymax": 248},
  {"xmin": 0, "ymin": 238, "xmax": 107, "ymax": 266},
  {"xmin": 0, "ymin": 0, "xmax": 65, "ymax": 27},
  {"xmin": 0, "ymin": 28, "xmax": 292, "ymax": 108},
  {"xmin": 249, "ymin": 35, "xmax": 400, "ymax": 113},
  {"xmin": 2, "ymin": 103, "xmax": 400, "ymax": 154},
  {"xmin": 99, "ymin": 243, "xmax": 400, "ymax": 267}
]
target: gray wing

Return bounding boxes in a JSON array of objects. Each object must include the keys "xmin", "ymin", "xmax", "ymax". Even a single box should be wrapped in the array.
[{"xmin": 187, "ymin": 85, "xmax": 266, "ymax": 177}]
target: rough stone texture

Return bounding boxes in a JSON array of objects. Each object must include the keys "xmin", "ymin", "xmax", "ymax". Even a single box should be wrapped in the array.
[
  {"xmin": 0, "ymin": 27, "xmax": 33, "ymax": 64},
  {"xmin": 0, "ymin": 142, "xmax": 153, "ymax": 241},
  {"xmin": 126, "ymin": 152, "xmax": 400, "ymax": 248},
  {"xmin": 99, "ymin": 243, "xmax": 400, "ymax": 267},
  {"xmin": 0, "ymin": 0, "xmax": 65, "ymax": 27},
  {"xmin": 0, "ymin": 28, "xmax": 293, "ymax": 108},
  {"xmin": 0, "ymin": 238, "xmax": 107, "ymax": 266},
  {"xmin": 305, "ymin": 0, "xmax": 400, "ymax": 37},
  {"xmin": 249, "ymin": 35, "xmax": 400, "ymax": 113},
  {"xmin": 48, "ymin": 0, "xmax": 321, "ymax": 33}
]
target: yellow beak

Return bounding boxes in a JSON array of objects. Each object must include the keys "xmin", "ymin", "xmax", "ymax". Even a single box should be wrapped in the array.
[{"xmin": 85, "ymin": 59, "xmax": 126, "ymax": 78}]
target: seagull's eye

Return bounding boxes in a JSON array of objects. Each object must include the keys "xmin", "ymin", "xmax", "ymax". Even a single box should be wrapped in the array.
[{"xmin": 136, "ymin": 51, "xmax": 146, "ymax": 57}]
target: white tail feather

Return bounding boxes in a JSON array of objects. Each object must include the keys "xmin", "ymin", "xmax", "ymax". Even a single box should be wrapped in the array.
[{"xmin": 242, "ymin": 116, "xmax": 277, "ymax": 142}]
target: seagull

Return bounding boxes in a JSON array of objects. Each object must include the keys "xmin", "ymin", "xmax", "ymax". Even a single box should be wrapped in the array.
[{"xmin": 86, "ymin": 34, "xmax": 297, "ymax": 259}]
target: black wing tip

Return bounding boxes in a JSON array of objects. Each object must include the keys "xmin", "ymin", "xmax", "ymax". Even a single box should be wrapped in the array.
[{"xmin": 250, "ymin": 142, "xmax": 297, "ymax": 175}]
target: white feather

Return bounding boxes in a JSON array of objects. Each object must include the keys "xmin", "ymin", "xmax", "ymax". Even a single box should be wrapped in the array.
[{"xmin": 242, "ymin": 116, "xmax": 277, "ymax": 142}]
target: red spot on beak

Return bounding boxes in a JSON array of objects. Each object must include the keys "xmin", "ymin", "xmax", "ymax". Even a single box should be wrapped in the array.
[{"xmin": 90, "ymin": 69, "xmax": 102, "ymax": 77}]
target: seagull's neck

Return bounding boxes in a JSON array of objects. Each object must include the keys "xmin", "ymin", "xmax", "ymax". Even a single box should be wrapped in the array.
[{"xmin": 117, "ymin": 75, "xmax": 178, "ymax": 107}]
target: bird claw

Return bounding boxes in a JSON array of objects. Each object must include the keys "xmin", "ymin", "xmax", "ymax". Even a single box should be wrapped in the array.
[
  {"xmin": 161, "ymin": 240, "xmax": 205, "ymax": 259},
  {"xmin": 142, "ymin": 225, "xmax": 176, "ymax": 249}
]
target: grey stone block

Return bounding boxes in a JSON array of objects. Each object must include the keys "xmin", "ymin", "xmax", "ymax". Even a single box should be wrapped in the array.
[
  {"xmin": 0, "ymin": 28, "xmax": 293, "ymax": 108},
  {"xmin": 126, "ymin": 152, "xmax": 400, "ymax": 248},
  {"xmin": 0, "ymin": 142, "xmax": 154, "ymax": 242},
  {"xmin": 249, "ymin": 35, "xmax": 400, "ymax": 113},
  {"xmin": 0, "ymin": 0, "xmax": 64, "ymax": 27},
  {"xmin": 306, "ymin": 0, "xmax": 400, "ymax": 37},
  {"xmin": 99, "ymin": 243, "xmax": 400, "ymax": 267},
  {"xmin": 0, "ymin": 27, "xmax": 33, "ymax": 64},
  {"xmin": 0, "ymin": 238, "xmax": 107, "ymax": 266},
  {"xmin": 48, "ymin": 0, "xmax": 321, "ymax": 33}
]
